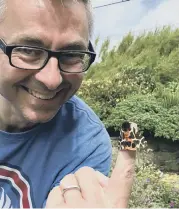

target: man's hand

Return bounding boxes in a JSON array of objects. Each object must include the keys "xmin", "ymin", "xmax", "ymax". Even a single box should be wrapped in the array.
[{"xmin": 46, "ymin": 150, "xmax": 136, "ymax": 208}]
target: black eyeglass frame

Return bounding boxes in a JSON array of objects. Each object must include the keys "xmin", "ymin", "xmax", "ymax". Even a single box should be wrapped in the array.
[{"xmin": 0, "ymin": 39, "xmax": 96, "ymax": 73}]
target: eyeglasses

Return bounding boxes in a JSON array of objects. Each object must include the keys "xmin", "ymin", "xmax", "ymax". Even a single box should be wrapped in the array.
[{"xmin": 0, "ymin": 39, "xmax": 96, "ymax": 73}]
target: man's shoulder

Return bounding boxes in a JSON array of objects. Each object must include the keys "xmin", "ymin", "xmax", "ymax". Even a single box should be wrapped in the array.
[
  {"xmin": 61, "ymin": 95, "xmax": 103, "ymax": 127},
  {"xmin": 47, "ymin": 95, "xmax": 106, "ymax": 143},
  {"xmin": 65, "ymin": 95, "xmax": 95, "ymax": 113}
]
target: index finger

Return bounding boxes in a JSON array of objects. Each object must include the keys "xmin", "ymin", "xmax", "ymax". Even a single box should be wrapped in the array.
[{"xmin": 106, "ymin": 150, "xmax": 136, "ymax": 208}]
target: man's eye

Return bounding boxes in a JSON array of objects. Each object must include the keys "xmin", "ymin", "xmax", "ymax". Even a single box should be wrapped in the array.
[
  {"xmin": 13, "ymin": 47, "xmax": 43, "ymax": 57},
  {"xmin": 60, "ymin": 53, "xmax": 85, "ymax": 64},
  {"xmin": 21, "ymin": 48, "xmax": 35, "ymax": 55}
]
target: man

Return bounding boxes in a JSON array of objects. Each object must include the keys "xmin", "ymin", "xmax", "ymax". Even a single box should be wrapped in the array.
[{"xmin": 0, "ymin": 0, "xmax": 135, "ymax": 208}]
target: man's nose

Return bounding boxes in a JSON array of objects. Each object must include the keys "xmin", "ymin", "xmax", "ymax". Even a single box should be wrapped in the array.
[{"xmin": 34, "ymin": 57, "xmax": 63, "ymax": 90}]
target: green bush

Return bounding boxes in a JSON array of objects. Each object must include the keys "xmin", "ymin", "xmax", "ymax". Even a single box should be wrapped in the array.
[
  {"xmin": 105, "ymin": 94, "xmax": 179, "ymax": 140},
  {"xmin": 78, "ymin": 77, "xmax": 139, "ymax": 120},
  {"xmin": 129, "ymin": 150, "xmax": 179, "ymax": 208},
  {"xmin": 88, "ymin": 26, "xmax": 179, "ymax": 86},
  {"xmin": 78, "ymin": 80, "xmax": 179, "ymax": 140}
]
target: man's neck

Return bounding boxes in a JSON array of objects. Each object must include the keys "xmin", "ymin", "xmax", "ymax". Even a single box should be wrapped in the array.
[{"xmin": 0, "ymin": 96, "xmax": 35, "ymax": 133}]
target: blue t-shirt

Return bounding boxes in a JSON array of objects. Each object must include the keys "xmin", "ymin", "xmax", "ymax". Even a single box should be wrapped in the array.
[{"xmin": 0, "ymin": 96, "xmax": 112, "ymax": 208}]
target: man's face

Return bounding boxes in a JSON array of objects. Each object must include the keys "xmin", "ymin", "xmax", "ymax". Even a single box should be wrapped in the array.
[{"xmin": 0, "ymin": 0, "xmax": 89, "ymax": 124}]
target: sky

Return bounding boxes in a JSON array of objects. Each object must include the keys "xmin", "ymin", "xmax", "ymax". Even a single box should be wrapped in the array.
[{"xmin": 91, "ymin": 0, "xmax": 179, "ymax": 51}]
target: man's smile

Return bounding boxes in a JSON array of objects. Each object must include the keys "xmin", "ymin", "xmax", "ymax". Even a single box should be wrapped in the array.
[{"xmin": 21, "ymin": 86, "xmax": 62, "ymax": 101}]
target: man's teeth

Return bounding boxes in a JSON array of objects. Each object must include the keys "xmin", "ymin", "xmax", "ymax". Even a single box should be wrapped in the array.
[{"xmin": 27, "ymin": 89, "xmax": 57, "ymax": 100}]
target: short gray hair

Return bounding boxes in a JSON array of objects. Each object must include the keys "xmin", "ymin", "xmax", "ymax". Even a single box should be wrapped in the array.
[
  {"xmin": 83, "ymin": 0, "xmax": 93, "ymax": 36},
  {"xmin": 0, "ymin": 0, "xmax": 6, "ymax": 22},
  {"xmin": 0, "ymin": 0, "xmax": 93, "ymax": 36}
]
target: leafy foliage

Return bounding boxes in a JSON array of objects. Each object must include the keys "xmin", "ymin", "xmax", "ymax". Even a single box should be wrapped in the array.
[
  {"xmin": 130, "ymin": 151, "xmax": 179, "ymax": 208},
  {"xmin": 106, "ymin": 94, "xmax": 179, "ymax": 140},
  {"xmin": 78, "ymin": 27, "xmax": 179, "ymax": 141}
]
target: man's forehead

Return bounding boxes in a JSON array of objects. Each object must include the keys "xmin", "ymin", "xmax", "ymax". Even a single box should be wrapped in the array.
[
  {"xmin": 2, "ymin": 0, "xmax": 89, "ymax": 45},
  {"xmin": 8, "ymin": 0, "xmax": 88, "ymax": 27},
  {"xmin": 5, "ymin": 0, "xmax": 87, "ymax": 22}
]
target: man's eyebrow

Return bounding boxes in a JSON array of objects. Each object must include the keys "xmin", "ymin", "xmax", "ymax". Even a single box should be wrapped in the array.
[
  {"xmin": 59, "ymin": 42, "xmax": 88, "ymax": 51},
  {"xmin": 9, "ymin": 36, "xmax": 47, "ymax": 48},
  {"xmin": 9, "ymin": 36, "xmax": 88, "ymax": 50}
]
